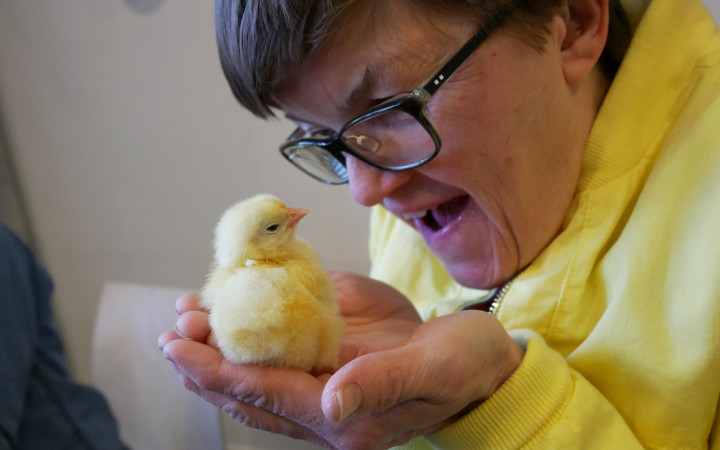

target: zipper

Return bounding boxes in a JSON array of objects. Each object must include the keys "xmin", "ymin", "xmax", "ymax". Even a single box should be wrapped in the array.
[
  {"xmin": 488, "ymin": 276, "xmax": 515, "ymax": 316},
  {"xmin": 459, "ymin": 272, "xmax": 518, "ymax": 314}
]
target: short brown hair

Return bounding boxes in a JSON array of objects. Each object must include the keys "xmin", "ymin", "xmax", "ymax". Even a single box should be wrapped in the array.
[{"xmin": 215, "ymin": 0, "xmax": 632, "ymax": 119}]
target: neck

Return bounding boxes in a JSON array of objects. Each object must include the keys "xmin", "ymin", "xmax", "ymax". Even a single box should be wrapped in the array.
[{"xmin": 584, "ymin": 65, "xmax": 611, "ymax": 120}]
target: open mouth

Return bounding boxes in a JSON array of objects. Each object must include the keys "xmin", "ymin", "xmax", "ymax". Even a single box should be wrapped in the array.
[{"xmin": 407, "ymin": 195, "xmax": 470, "ymax": 232}]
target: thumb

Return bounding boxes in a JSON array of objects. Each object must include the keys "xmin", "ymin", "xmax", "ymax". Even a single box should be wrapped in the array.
[{"xmin": 321, "ymin": 344, "xmax": 427, "ymax": 422}]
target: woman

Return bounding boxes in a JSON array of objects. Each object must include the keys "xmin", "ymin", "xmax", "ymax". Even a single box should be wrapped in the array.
[{"xmin": 159, "ymin": 0, "xmax": 720, "ymax": 447}]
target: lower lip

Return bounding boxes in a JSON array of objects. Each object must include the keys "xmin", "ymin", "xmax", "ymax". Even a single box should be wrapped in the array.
[{"xmin": 413, "ymin": 196, "xmax": 472, "ymax": 252}]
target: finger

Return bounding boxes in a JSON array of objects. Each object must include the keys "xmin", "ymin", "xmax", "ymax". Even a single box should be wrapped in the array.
[
  {"xmin": 204, "ymin": 388, "xmax": 331, "ymax": 447},
  {"xmin": 206, "ymin": 330, "xmax": 219, "ymax": 349},
  {"xmin": 175, "ymin": 293, "xmax": 205, "ymax": 314},
  {"xmin": 323, "ymin": 311, "xmax": 520, "ymax": 423},
  {"xmin": 326, "ymin": 269, "xmax": 348, "ymax": 283},
  {"xmin": 158, "ymin": 329, "xmax": 182, "ymax": 349},
  {"xmin": 163, "ymin": 338, "xmax": 325, "ymax": 418},
  {"xmin": 322, "ymin": 344, "xmax": 423, "ymax": 422},
  {"xmin": 322, "ymin": 341, "xmax": 469, "ymax": 423},
  {"xmin": 167, "ymin": 345, "xmax": 331, "ymax": 447},
  {"xmin": 339, "ymin": 339, "xmax": 365, "ymax": 366},
  {"xmin": 176, "ymin": 310, "xmax": 212, "ymax": 342},
  {"xmin": 161, "ymin": 338, "xmax": 221, "ymax": 380},
  {"xmin": 163, "ymin": 339, "xmax": 442, "ymax": 448},
  {"xmin": 321, "ymin": 346, "xmax": 456, "ymax": 447}
]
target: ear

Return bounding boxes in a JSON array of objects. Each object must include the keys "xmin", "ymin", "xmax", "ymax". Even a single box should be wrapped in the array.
[{"xmin": 560, "ymin": 0, "xmax": 609, "ymax": 83}]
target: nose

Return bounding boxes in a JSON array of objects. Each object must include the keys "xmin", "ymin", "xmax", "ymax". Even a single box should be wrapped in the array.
[{"xmin": 346, "ymin": 155, "xmax": 413, "ymax": 207}]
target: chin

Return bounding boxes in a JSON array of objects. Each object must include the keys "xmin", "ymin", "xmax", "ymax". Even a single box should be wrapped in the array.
[{"xmin": 443, "ymin": 259, "xmax": 509, "ymax": 290}]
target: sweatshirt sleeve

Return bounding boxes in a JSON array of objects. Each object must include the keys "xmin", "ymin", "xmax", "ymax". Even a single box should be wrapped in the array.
[{"xmin": 424, "ymin": 329, "xmax": 643, "ymax": 449}]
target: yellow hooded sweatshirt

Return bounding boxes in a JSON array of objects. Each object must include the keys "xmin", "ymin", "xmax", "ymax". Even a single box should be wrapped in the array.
[{"xmin": 369, "ymin": 0, "xmax": 720, "ymax": 447}]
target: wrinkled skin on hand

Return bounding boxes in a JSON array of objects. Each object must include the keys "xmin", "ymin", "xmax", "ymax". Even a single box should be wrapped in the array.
[{"xmin": 158, "ymin": 271, "xmax": 524, "ymax": 450}]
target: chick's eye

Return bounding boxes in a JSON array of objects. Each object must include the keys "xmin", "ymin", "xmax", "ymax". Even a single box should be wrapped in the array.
[{"xmin": 265, "ymin": 224, "xmax": 281, "ymax": 234}]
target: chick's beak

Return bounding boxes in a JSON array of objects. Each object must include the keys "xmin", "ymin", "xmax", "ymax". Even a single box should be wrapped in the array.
[{"xmin": 286, "ymin": 207, "xmax": 309, "ymax": 229}]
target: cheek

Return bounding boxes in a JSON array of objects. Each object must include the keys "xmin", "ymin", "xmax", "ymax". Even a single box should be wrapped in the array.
[
  {"xmin": 428, "ymin": 104, "xmax": 511, "ymax": 188},
  {"xmin": 433, "ymin": 51, "xmax": 565, "ymax": 154},
  {"xmin": 430, "ymin": 72, "xmax": 568, "ymax": 189}
]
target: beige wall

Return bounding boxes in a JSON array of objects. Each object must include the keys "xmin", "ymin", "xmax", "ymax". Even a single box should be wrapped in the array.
[{"xmin": 0, "ymin": 0, "xmax": 371, "ymax": 387}]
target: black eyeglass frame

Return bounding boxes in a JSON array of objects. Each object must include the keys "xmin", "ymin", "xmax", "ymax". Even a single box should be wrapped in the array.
[{"xmin": 279, "ymin": 5, "xmax": 513, "ymax": 185}]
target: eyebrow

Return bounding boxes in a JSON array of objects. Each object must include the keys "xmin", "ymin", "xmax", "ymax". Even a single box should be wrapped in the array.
[
  {"xmin": 284, "ymin": 63, "xmax": 380, "ymax": 128},
  {"xmin": 340, "ymin": 63, "xmax": 379, "ymax": 114},
  {"xmin": 284, "ymin": 113, "xmax": 327, "ymax": 131}
]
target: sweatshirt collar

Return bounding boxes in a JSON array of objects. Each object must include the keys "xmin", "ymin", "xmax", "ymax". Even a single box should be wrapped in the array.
[{"xmin": 578, "ymin": 0, "xmax": 719, "ymax": 192}]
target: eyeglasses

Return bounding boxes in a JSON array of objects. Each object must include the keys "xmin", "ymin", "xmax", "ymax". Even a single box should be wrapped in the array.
[{"xmin": 279, "ymin": 6, "xmax": 513, "ymax": 185}]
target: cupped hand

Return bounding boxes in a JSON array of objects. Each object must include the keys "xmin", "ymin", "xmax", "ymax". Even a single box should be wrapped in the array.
[
  {"xmin": 328, "ymin": 270, "xmax": 423, "ymax": 363},
  {"xmin": 158, "ymin": 271, "xmax": 524, "ymax": 449}
]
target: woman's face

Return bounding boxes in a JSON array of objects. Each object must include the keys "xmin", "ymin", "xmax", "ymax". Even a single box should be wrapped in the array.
[{"xmin": 274, "ymin": 4, "xmax": 600, "ymax": 289}]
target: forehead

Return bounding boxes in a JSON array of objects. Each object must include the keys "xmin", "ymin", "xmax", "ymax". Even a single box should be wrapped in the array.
[{"xmin": 273, "ymin": 2, "xmax": 473, "ymax": 126}]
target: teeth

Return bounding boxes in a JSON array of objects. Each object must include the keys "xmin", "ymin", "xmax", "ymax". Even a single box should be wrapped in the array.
[{"xmin": 403, "ymin": 210, "xmax": 428, "ymax": 219}]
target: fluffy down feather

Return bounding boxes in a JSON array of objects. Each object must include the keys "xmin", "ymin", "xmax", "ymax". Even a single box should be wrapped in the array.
[{"xmin": 201, "ymin": 194, "xmax": 345, "ymax": 373}]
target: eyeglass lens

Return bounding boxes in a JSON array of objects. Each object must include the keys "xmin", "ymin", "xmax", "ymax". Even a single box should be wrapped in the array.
[
  {"xmin": 285, "ymin": 146, "xmax": 348, "ymax": 184},
  {"xmin": 340, "ymin": 108, "xmax": 436, "ymax": 168},
  {"xmin": 283, "ymin": 108, "xmax": 437, "ymax": 183}
]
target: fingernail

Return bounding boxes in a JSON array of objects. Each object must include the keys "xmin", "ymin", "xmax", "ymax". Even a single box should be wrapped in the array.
[
  {"xmin": 336, "ymin": 383, "xmax": 362, "ymax": 421},
  {"xmin": 174, "ymin": 325, "xmax": 188, "ymax": 340}
]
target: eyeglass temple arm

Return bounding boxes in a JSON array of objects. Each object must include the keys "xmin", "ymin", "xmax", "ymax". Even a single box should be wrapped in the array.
[{"xmin": 421, "ymin": 5, "xmax": 514, "ymax": 96}]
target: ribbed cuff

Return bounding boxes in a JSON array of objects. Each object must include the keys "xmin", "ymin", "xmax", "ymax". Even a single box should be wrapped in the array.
[{"xmin": 425, "ymin": 330, "xmax": 574, "ymax": 449}]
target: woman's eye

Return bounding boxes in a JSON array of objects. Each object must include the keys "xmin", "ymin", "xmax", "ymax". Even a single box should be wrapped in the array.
[
  {"xmin": 308, "ymin": 128, "xmax": 336, "ymax": 138},
  {"xmin": 370, "ymin": 96, "xmax": 392, "ymax": 106}
]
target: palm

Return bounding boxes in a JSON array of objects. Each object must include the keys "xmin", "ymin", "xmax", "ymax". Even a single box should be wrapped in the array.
[{"xmin": 329, "ymin": 271, "xmax": 422, "ymax": 365}]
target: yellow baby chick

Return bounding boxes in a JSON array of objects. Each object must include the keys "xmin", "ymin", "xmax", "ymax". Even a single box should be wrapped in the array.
[{"xmin": 201, "ymin": 194, "xmax": 345, "ymax": 374}]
